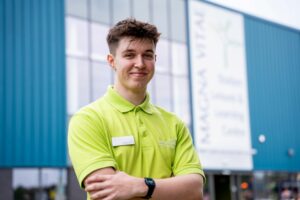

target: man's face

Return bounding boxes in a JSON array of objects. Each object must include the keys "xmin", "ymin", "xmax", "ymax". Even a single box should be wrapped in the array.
[{"xmin": 107, "ymin": 37, "xmax": 156, "ymax": 93}]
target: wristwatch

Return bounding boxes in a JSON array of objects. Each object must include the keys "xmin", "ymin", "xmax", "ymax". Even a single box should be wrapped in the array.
[{"xmin": 143, "ymin": 177, "xmax": 156, "ymax": 199}]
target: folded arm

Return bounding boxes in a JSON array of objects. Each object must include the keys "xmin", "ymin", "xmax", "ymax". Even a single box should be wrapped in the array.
[
  {"xmin": 84, "ymin": 168, "xmax": 204, "ymax": 200},
  {"xmin": 152, "ymin": 173, "xmax": 203, "ymax": 200}
]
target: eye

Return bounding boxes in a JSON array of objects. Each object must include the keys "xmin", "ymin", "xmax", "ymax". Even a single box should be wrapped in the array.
[
  {"xmin": 143, "ymin": 53, "xmax": 154, "ymax": 60},
  {"xmin": 124, "ymin": 53, "xmax": 135, "ymax": 58}
]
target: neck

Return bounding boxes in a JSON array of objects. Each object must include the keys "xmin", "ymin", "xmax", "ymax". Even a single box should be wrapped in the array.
[{"xmin": 113, "ymin": 85, "xmax": 147, "ymax": 106}]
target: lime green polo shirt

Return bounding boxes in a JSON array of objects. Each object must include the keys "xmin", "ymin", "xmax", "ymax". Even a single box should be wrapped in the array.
[{"xmin": 68, "ymin": 86, "xmax": 204, "ymax": 188}]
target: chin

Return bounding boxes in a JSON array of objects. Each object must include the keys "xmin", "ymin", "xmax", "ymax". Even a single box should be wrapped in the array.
[{"xmin": 130, "ymin": 83, "xmax": 147, "ymax": 91}]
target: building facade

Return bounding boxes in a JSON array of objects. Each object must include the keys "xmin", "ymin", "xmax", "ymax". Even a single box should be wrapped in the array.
[{"xmin": 1, "ymin": 0, "xmax": 300, "ymax": 199}]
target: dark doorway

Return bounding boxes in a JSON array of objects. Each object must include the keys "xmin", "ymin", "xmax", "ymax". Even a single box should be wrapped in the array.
[{"xmin": 214, "ymin": 175, "xmax": 231, "ymax": 200}]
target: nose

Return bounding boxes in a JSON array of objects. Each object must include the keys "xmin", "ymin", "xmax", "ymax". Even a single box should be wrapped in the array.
[{"xmin": 134, "ymin": 55, "xmax": 145, "ymax": 68}]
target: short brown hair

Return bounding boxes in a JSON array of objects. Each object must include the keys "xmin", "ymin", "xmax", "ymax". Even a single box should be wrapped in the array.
[{"xmin": 106, "ymin": 18, "xmax": 161, "ymax": 55}]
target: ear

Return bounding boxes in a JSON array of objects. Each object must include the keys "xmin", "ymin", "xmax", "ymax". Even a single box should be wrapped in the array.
[{"xmin": 107, "ymin": 54, "xmax": 115, "ymax": 70}]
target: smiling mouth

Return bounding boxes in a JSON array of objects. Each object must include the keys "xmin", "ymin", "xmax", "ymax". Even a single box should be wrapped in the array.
[{"xmin": 130, "ymin": 72, "xmax": 147, "ymax": 77}]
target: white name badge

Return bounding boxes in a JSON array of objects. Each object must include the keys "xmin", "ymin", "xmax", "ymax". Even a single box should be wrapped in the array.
[{"xmin": 112, "ymin": 136, "xmax": 135, "ymax": 147}]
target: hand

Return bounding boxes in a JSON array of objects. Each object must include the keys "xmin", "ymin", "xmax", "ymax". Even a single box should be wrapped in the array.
[{"xmin": 85, "ymin": 171, "xmax": 146, "ymax": 200}]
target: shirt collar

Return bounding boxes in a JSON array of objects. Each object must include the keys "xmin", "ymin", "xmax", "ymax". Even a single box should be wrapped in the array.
[{"xmin": 104, "ymin": 86, "xmax": 153, "ymax": 114}]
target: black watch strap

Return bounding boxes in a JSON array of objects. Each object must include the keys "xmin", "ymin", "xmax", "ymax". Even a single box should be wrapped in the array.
[{"xmin": 143, "ymin": 177, "xmax": 156, "ymax": 199}]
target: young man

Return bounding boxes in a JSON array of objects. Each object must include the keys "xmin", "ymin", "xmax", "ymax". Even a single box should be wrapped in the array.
[{"xmin": 68, "ymin": 18, "xmax": 205, "ymax": 200}]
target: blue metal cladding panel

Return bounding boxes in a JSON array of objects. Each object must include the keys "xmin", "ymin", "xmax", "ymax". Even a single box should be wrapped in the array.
[
  {"xmin": 245, "ymin": 17, "xmax": 300, "ymax": 171},
  {"xmin": 0, "ymin": 0, "xmax": 66, "ymax": 167},
  {"xmin": 0, "ymin": 0, "xmax": 4, "ymax": 166}
]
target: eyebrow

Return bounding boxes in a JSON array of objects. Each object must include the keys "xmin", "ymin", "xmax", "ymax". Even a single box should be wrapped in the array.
[{"xmin": 122, "ymin": 49, "xmax": 155, "ymax": 54}]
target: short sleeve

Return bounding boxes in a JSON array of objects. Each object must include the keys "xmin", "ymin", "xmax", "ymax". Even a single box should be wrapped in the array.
[
  {"xmin": 68, "ymin": 110, "xmax": 117, "ymax": 187},
  {"xmin": 172, "ymin": 121, "xmax": 205, "ymax": 180}
]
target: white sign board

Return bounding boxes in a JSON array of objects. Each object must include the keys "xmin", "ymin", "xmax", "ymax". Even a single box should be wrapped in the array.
[
  {"xmin": 206, "ymin": 0, "xmax": 300, "ymax": 30},
  {"xmin": 188, "ymin": 0, "xmax": 253, "ymax": 170}
]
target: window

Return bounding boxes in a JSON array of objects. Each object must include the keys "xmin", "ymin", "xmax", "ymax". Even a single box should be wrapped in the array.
[
  {"xmin": 147, "ymin": 80, "xmax": 155, "ymax": 103},
  {"xmin": 253, "ymin": 172, "xmax": 300, "ymax": 199},
  {"xmin": 66, "ymin": 17, "xmax": 89, "ymax": 58},
  {"xmin": 113, "ymin": 0, "xmax": 131, "ymax": 24},
  {"xmin": 91, "ymin": 62, "xmax": 113, "ymax": 101},
  {"xmin": 154, "ymin": 74, "xmax": 172, "ymax": 111},
  {"xmin": 90, "ymin": 0, "xmax": 110, "ymax": 24},
  {"xmin": 156, "ymin": 39, "xmax": 170, "ymax": 73},
  {"xmin": 170, "ymin": 0, "xmax": 187, "ymax": 42},
  {"xmin": 133, "ymin": 0, "xmax": 150, "ymax": 22},
  {"xmin": 66, "ymin": 0, "xmax": 88, "ymax": 18},
  {"xmin": 152, "ymin": 0, "xmax": 169, "ymax": 38},
  {"xmin": 171, "ymin": 42, "xmax": 188, "ymax": 76},
  {"xmin": 91, "ymin": 23, "xmax": 110, "ymax": 62},
  {"xmin": 13, "ymin": 168, "xmax": 67, "ymax": 200},
  {"xmin": 67, "ymin": 58, "xmax": 90, "ymax": 115},
  {"xmin": 173, "ymin": 76, "xmax": 191, "ymax": 124}
]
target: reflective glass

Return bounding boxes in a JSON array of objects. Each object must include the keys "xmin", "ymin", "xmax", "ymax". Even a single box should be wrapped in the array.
[
  {"xmin": 66, "ymin": 0, "xmax": 88, "ymax": 18},
  {"xmin": 91, "ymin": 23, "xmax": 110, "ymax": 62},
  {"xmin": 154, "ymin": 73, "xmax": 172, "ymax": 111},
  {"xmin": 170, "ymin": 0, "xmax": 186, "ymax": 42},
  {"xmin": 156, "ymin": 39, "xmax": 170, "ymax": 73},
  {"xmin": 91, "ymin": 0, "xmax": 110, "ymax": 24},
  {"xmin": 92, "ymin": 62, "xmax": 113, "ymax": 101},
  {"xmin": 238, "ymin": 175, "xmax": 254, "ymax": 200},
  {"xmin": 13, "ymin": 169, "xmax": 39, "ymax": 188},
  {"xmin": 147, "ymin": 79, "xmax": 155, "ymax": 102},
  {"xmin": 133, "ymin": 0, "xmax": 150, "ymax": 22},
  {"xmin": 173, "ymin": 76, "xmax": 191, "ymax": 124},
  {"xmin": 67, "ymin": 58, "xmax": 90, "ymax": 115},
  {"xmin": 66, "ymin": 17, "xmax": 89, "ymax": 58},
  {"xmin": 152, "ymin": 0, "xmax": 169, "ymax": 38},
  {"xmin": 13, "ymin": 168, "xmax": 67, "ymax": 200},
  {"xmin": 113, "ymin": 0, "xmax": 131, "ymax": 24},
  {"xmin": 253, "ymin": 172, "xmax": 299, "ymax": 199},
  {"xmin": 171, "ymin": 42, "xmax": 188, "ymax": 76}
]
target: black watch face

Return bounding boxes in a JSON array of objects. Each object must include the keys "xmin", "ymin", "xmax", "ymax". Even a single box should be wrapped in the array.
[
  {"xmin": 144, "ymin": 178, "xmax": 155, "ymax": 199},
  {"xmin": 148, "ymin": 179, "xmax": 154, "ymax": 185},
  {"xmin": 146, "ymin": 178, "xmax": 155, "ymax": 186}
]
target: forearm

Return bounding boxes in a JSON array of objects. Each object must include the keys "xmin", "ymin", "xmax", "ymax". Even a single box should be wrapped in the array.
[
  {"xmin": 85, "ymin": 169, "xmax": 203, "ymax": 200},
  {"xmin": 151, "ymin": 174, "xmax": 204, "ymax": 200},
  {"xmin": 85, "ymin": 169, "xmax": 147, "ymax": 200},
  {"xmin": 116, "ymin": 173, "xmax": 203, "ymax": 200}
]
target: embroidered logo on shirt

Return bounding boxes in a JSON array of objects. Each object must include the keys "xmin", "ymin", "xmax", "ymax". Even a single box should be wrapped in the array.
[{"xmin": 159, "ymin": 139, "xmax": 176, "ymax": 148}]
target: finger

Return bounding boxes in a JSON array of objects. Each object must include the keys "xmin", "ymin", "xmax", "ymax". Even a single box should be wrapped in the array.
[
  {"xmin": 85, "ymin": 180, "xmax": 111, "ymax": 192},
  {"xmin": 89, "ymin": 188, "xmax": 114, "ymax": 200},
  {"xmin": 86, "ymin": 174, "xmax": 111, "ymax": 184}
]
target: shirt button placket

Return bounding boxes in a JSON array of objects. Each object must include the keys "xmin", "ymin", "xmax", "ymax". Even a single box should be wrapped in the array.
[{"xmin": 135, "ymin": 107, "xmax": 146, "ymax": 137}]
